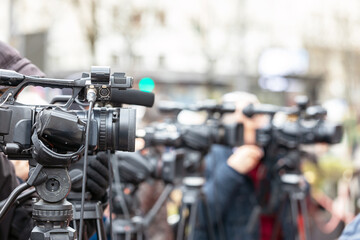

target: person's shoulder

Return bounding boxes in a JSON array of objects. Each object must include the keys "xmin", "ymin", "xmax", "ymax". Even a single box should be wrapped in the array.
[
  {"xmin": 340, "ymin": 214, "xmax": 360, "ymax": 239},
  {"xmin": 205, "ymin": 144, "xmax": 233, "ymax": 166},
  {"xmin": 0, "ymin": 41, "xmax": 45, "ymax": 76},
  {"xmin": 209, "ymin": 144, "xmax": 233, "ymax": 155}
]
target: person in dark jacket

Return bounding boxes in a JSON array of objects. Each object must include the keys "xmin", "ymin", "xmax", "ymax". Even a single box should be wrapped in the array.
[
  {"xmin": 0, "ymin": 153, "xmax": 20, "ymax": 240},
  {"xmin": 0, "ymin": 40, "xmax": 46, "ymax": 83},
  {"xmin": 194, "ymin": 92, "xmax": 265, "ymax": 240}
]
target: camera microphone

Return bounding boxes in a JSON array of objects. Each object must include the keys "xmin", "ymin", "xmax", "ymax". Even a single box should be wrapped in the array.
[
  {"xmin": 157, "ymin": 101, "xmax": 186, "ymax": 113},
  {"xmin": 50, "ymin": 89, "xmax": 154, "ymax": 108},
  {"xmin": 243, "ymin": 103, "xmax": 281, "ymax": 118},
  {"xmin": 110, "ymin": 89, "xmax": 154, "ymax": 107}
]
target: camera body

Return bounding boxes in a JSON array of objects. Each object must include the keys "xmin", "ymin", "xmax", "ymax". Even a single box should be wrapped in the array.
[
  {"xmin": 115, "ymin": 149, "xmax": 186, "ymax": 186},
  {"xmin": 255, "ymin": 109, "xmax": 343, "ymax": 149},
  {"xmin": 0, "ymin": 106, "xmax": 135, "ymax": 159},
  {"xmin": 243, "ymin": 97, "xmax": 343, "ymax": 150},
  {"xmin": 154, "ymin": 100, "xmax": 243, "ymax": 149},
  {"xmin": 141, "ymin": 121, "xmax": 243, "ymax": 152}
]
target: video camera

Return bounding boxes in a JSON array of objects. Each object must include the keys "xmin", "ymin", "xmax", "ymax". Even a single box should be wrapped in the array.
[
  {"xmin": 140, "ymin": 100, "xmax": 244, "ymax": 151},
  {"xmin": 0, "ymin": 66, "xmax": 155, "ymax": 162},
  {"xmin": 243, "ymin": 96, "xmax": 343, "ymax": 149},
  {"xmin": 158, "ymin": 99, "xmax": 236, "ymax": 117},
  {"xmin": 114, "ymin": 148, "xmax": 186, "ymax": 187},
  {"xmin": 0, "ymin": 66, "xmax": 155, "ymax": 240},
  {"xmin": 243, "ymin": 97, "xmax": 344, "ymax": 236}
]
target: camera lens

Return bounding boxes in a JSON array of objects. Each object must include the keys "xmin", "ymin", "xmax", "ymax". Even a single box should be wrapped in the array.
[
  {"xmin": 75, "ymin": 108, "xmax": 136, "ymax": 152},
  {"xmin": 315, "ymin": 123, "xmax": 343, "ymax": 144},
  {"xmin": 93, "ymin": 108, "xmax": 136, "ymax": 152}
]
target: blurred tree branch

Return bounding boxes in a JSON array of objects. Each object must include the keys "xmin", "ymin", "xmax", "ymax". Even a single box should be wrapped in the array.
[{"xmin": 71, "ymin": 0, "xmax": 98, "ymax": 64}]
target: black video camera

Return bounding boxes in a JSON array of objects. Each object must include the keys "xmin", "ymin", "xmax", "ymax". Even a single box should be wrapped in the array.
[
  {"xmin": 242, "ymin": 97, "xmax": 344, "ymax": 223},
  {"xmin": 243, "ymin": 97, "xmax": 343, "ymax": 149},
  {"xmin": 139, "ymin": 122, "xmax": 243, "ymax": 152},
  {"xmin": 142, "ymin": 100, "xmax": 243, "ymax": 151},
  {"xmin": 115, "ymin": 149, "xmax": 186, "ymax": 185},
  {"xmin": 0, "ymin": 66, "xmax": 154, "ymax": 162}
]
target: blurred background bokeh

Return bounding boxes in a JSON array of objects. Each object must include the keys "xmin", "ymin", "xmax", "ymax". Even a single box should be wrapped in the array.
[
  {"xmin": 2, "ymin": 0, "xmax": 360, "ymax": 237},
  {"xmin": 3, "ymin": 0, "xmax": 360, "ymax": 103}
]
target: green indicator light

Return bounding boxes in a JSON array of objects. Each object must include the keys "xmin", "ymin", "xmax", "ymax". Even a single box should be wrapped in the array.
[{"xmin": 139, "ymin": 77, "xmax": 155, "ymax": 92}]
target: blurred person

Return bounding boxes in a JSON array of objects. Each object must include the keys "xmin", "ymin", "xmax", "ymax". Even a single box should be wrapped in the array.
[
  {"xmin": 10, "ymin": 160, "xmax": 30, "ymax": 182},
  {"xmin": 0, "ymin": 153, "xmax": 24, "ymax": 239},
  {"xmin": 0, "ymin": 39, "xmax": 45, "ymax": 191},
  {"xmin": 194, "ymin": 91, "xmax": 318, "ymax": 240},
  {"xmin": 0, "ymin": 41, "xmax": 46, "ymax": 79},
  {"xmin": 194, "ymin": 91, "xmax": 308, "ymax": 240},
  {"xmin": 339, "ymin": 214, "xmax": 360, "ymax": 239},
  {"xmin": 194, "ymin": 91, "xmax": 265, "ymax": 240}
]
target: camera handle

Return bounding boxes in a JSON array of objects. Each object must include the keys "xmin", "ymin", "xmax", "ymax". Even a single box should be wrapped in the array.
[
  {"xmin": 0, "ymin": 167, "xmax": 85, "ymax": 214},
  {"xmin": 0, "ymin": 164, "xmax": 44, "ymax": 221}
]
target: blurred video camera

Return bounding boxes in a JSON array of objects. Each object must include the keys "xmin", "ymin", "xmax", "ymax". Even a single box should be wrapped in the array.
[
  {"xmin": 243, "ymin": 96, "xmax": 343, "ymax": 149},
  {"xmin": 115, "ymin": 149, "xmax": 186, "ymax": 185},
  {"xmin": 140, "ymin": 100, "xmax": 244, "ymax": 152}
]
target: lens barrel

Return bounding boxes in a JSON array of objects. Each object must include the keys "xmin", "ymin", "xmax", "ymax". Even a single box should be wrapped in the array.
[{"xmin": 76, "ymin": 108, "xmax": 136, "ymax": 152}]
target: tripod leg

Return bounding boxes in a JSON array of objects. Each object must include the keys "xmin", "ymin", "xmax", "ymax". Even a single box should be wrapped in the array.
[
  {"xmin": 289, "ymin": 195, "xmax": 300, "ymax": 240},
  {"xmin": 137, "ymin": 231, "xmax": 143, "ymax": 240},
  {"xmin": 201, "ymin": 194, "xmax": 216, "ymax": 240},
  {"xmin": 96, "ymin": 217, "xmax": 107, "ymax": 240},
  {"xmin": 177, "ymin": 202, "xmax": 187, "ymax": 240},
  {"xmin": 72, "ymin": 205, "xmax": 77, "ymax": 233},
  {"xmin": 299, "ymin": 197, "xmax": 311, "ymax": 240},
  {"xmin": 271, "ymin": 203, "xmax": 285, "ymax": 240},
  {"xmin": 187, "ymin": 200, "xmax": 199, "ymax": 240},
  {"xmin": 94, "ymin": 202, "xmax": 106, "ymax": 240}
]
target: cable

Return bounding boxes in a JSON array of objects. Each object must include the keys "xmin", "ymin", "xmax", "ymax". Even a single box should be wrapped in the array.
[
  {"xmin": 0, "ymin": 92, "xmax": 12, "ymax": 107},
  {"xmin": 79, "ymin": 89, "xmax": 96, "ymax": 240}
]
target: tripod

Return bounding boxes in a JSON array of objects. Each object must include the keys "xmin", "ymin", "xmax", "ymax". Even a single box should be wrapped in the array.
[
  {"xmin": 271, "ymin": 173, "xmax": 311, "ymax": 240},
  {"xmin": 264, "ymin": 150, "xmax": 311, "ymax": 240},
  {"xmin": 248, "ymin": 150, "xmax": 312, "ymax": 240},
  {"xmin": 111, "ymin": 184, "xmax": 173, "ymax": 240},
  {"xmin": 68, "ymin": 191, "xmax": 107, "ymax": 240},
  {"xmin": 0, "ymin": 163, "xmax": 77, "ymax": 240},
  {"xmin": 176, "ymin": 176, "xmax": 214, "ymax": 240}
]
